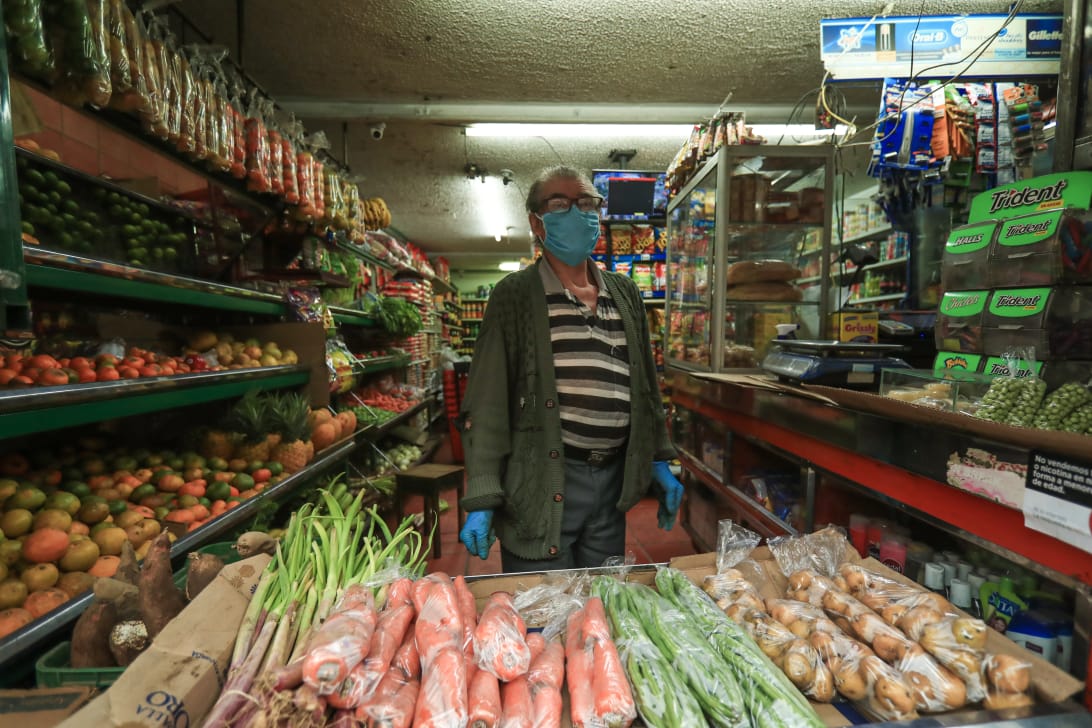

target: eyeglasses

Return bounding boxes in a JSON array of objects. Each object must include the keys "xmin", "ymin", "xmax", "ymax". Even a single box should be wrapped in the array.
[{"xmin": 539, "ymin": 195, "xmax": 604, "ymax": 214}]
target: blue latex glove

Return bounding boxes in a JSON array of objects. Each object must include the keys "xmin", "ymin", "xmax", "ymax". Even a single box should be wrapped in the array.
[
  {"xmin": 459, "ymin": 510, "xmax": 496, "ymax": 559},
  {"xmin": 652, "ymin": 461, "xmax": 684, "ymax": 531}
]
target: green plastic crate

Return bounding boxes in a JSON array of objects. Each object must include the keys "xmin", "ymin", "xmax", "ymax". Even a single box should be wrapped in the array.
[{"xmin": 36, "ymin": 641, "xmax": 124, "ymax": 689}]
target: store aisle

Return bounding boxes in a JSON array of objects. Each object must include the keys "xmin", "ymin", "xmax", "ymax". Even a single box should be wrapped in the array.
[{"xmin": 411, "ymin": 435, "xmax": 699, "ymax": 576}]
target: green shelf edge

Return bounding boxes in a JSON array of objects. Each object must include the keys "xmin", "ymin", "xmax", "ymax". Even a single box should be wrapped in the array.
[
  {"xmin": 0, "ymin": 369, "xmax": 309, "ymax": 438},
  {"xmin": 330, "ymin": 308, "xmax": 378, "ymax": 327},
  {"xmin": 26, "ymin": 264, "xmax": 287, "ymax": 316}
]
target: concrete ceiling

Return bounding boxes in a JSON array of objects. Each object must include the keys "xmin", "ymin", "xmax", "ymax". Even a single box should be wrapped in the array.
[{"xmin": 175, "ymin": 0, "xmax": 1060, "ymax": 271}]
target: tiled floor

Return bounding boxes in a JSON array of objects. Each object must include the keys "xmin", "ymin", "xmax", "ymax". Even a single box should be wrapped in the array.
[{"xmin": 407, "ymin": 436, "xmax": 699, "ymax": 576}]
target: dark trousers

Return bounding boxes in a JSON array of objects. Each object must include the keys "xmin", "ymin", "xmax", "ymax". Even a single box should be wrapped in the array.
[{"xmin": 501, "ymin": 456, "xmax": 626, "ymax": 573}]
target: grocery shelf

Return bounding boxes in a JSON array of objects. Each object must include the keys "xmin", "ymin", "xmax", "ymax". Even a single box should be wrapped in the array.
[
  {"xmin": 835, "ymin": 256, "xmax": 909, "ymax": 280},
  {"xmin": 849, "ymin": 292, "xmax": 906, "ymax": 305},
  {"xmin": 464, "ymin": 316, "xmax": 484, "ymax": 322},
  {"xmin": 613, "ymin": 252, "xmax": 667, "ymax": 263},
  {"xmin": 0, "ymin": 436, "xmax": 359, "ymax": 678},
  {"xmin": 430, "ymin": 276, "xmax": 457, "ymax": 295},
  {"xmin": 25, "ymin": 249, "xmax": 286, "ymax": 316},
  {"xmin": 640, "ymin": 290, "xmax": 666, "ymax": 300},
  {"xmin": 335, "ymin": 241, "xmax": 396, "ymax": 272},
  {"xmin": 353, "ymin": 355, "xmax": 411, "ymax": 375},
  {"xmin": 462, "ymin": 297, "xmax": 490, "ymax": 303},
  {"xmin": 0, "ymin": 365, "xmax": 309, "ymax": 439},
  {"xmin": 797, "ymin": 275, "xmax": 822, "ymax": 284},
  {"xmin": 362, "ymin": 399, "xmax": 432, "ymax": 439},
  {"xmin": 843, "ymin": 224, "xmax": 894, "ymax": 245},
  {"xmin": 677, "ymin": 449, "xmax": 797, "ymax": 539}
]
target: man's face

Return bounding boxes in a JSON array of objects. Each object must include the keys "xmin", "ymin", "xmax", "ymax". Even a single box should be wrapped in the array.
[{"xmin": 528, "ymin": 175, "xmax": 600, "ymax": 241}]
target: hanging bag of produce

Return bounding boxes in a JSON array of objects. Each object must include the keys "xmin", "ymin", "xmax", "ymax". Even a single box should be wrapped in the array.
[
  {"xmin": 310, "ymin": 132, "xmax": 331, "ymax": 224},
  {"xmin": 208, "ymin": 52, "xmax": 232, "ymax": 173},
  {"xmin": 4, "ymin": 0, "xmax": 54, "ymax": 79},
  {"xmin": 114, "ymin": 1, "xmax": 148, "ymax": 113},
  {"xmin": 267, "ymin": 121, "xmax": 285, "ymax": 195},
  {"xmin": 175, "ymin": 48, "xmax": 197, "ymax": 155},
  {"xmin": 184, "ymin": 46, "xmax": 208, "ymax": 160},
  {"xmin": 281, "ymin": 120, "xmax": 299, "ymax": 204},
  {"xmin": 136, "ymin": 11, "xmax": 167, "ymax": 138},
  {"xmin": 105, "ymin": 0, "xmax": 134, "ymax": 110},
  {"xmin": 50, "ymin": 0, "xmax": 112, "ymax": 108},
  {"xmin": 295, "ymin": 122, "xmax": 317, "ymax": 218},
  {"xmin": 225, "ymin": 72, "xmax": 247, "ymax": 179}
]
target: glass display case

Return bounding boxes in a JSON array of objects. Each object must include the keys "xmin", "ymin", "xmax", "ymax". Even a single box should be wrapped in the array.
[{"xmin": 665, "ymin": 145, "xmax": 834, "ymax": 371}]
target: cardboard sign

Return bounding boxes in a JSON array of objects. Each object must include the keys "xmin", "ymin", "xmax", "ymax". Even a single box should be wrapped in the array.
[
  {"xmin": 1024, "ymin": 451, "xmax": 1092, "ymax": 554},
  {"xmin": 60, "ymin": 555, "xmax": 271, "ymax": 728}
]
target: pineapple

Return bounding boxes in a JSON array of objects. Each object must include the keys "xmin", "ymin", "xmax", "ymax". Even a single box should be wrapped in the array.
[
  {"xmin": 269, "ymin": 392, "xmax": 315, "ymax": 473},
  {"xmin": 200, "ymin": 429, "xmax": 237, "ymax": 460},
  {"xmin": 225, "ymin": 392, "xmax": 272, "ymax": 462}
]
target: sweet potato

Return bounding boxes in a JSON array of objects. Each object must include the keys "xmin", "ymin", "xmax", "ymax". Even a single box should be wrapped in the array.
[
  {"xmin": 115, "ymin": 541, "xmax": 140, "ymax": 585},
  {"xmin": 94, "ymin": 577, "xmax": 141, "ymax": 620},
  {"xmin": 184, "ymin": 552, "xmax": 224, "ymax": 601},
  {"xmin": 71, "ymin": 600, "xmax": 119, "ymax": 668},
  {"xmin": 138, "ymin": 533, "xmax": 185, "ymax": 638}
]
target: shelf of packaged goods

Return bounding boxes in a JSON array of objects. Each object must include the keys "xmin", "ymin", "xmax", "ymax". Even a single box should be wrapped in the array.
[
  {"xmin": 670, "ymin": 377, "xmax": 1092, "ymax": 588},
  {"xmin": 0, "ymin": 365, "xmax": 310, "ymax": 438},
  {"xmin": 639, "ymin": 290, "xmax": 666, "ymax": 300},
  {"xmin": 849, "ymin": 292, "xmax": 906, "ymax": 305},
  {"xmin": 429, "ymin": 276, "xmax": 457, "ymax": 296},
  {"xmin": 422, "ymin": 327, "xmax": 443, "ymax": 335},
  {"xmin": 834, "ymin": 256, "xmax": 909, "ymax": 281},
  {"xmin": 25, "ymin": 249, "xmax": 287, "ymax": 316},
  {"xmin": 797, "ymin": 248, "xmax": 824, "ymax": 257},
  {"xmin": 613, "ymin": 253, "xmax": 667, "ymax": 263},
  {"xmin": 335, "ymin": 241, "xmax": 396, "ymax": 273},
  {"xmin": 843, "ymin": 225, "xmax": 894, "ymax": 245},
  {"xmin": 724, "ymin": 300, "xmax": 821, "ymax": 307},
  {"xmin": 463, "ymin": 336, "xmax": 477, "ymax": 342},
  {"xmin": 677, "ymin": 449, "xmax": 797, "ymax": 539},
  {"xmin": 0, "ymin": 436, "xmax": 358, "ymax": 679},
  {"xmin": 464, "ymin": 316, "xmax": 484, "ymax": 322},
  {"xmin": 244, "ymin": 269, "xmax": 351, "ymax": 288},
  {"xmin": 408, "ymin": 358, "xmax": 431, "ymax": 367},
  {"xmin": 329, "ymin": 306, "xmax": 379, "ymax": 327},
  {"xmin": 797, "ymin": 275, "xmax": 822, "ymax": 285},
  {"xmin": 462, "ymin": 297, "xmax": 490, "ymax": 303}
]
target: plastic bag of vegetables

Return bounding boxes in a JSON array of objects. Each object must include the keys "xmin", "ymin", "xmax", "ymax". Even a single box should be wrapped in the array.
[
  {"xmin": 49, "ymin": 0, "xmax": 111, "ymax": 107},
  {"xmin": 5, "ymin": 0, "xmax": 54, "ymax": 78},
  {"xmin": 716, "ymin": 519, "xmax": 761, "ymax": 575},
  {"xmin": 244, "ymin": 90, "xmax": 272, "ymax": 193},
  {"xmin": 768, "ymin": 527, "xmax": 850, "ymax": 580}
]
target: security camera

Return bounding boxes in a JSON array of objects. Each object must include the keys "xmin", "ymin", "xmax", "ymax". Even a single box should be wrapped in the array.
[
  {"xmin": 369, "ymin": 123, "xmax": 386, "ymax": 140},
  {"xmin": 500, "ymin": 169, "xmax": 514, "ymax": 186}
]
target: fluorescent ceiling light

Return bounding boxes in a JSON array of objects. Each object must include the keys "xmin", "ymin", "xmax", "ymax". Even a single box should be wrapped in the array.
[
  {"xmin": 748, "ymin": 123, "xmax": 850, "ymax": 138},
  {"xmin": 466, "ymin": 123, "xmax": 693, "ymax": 138},
  {"xmin": 498, "ymin": 261, "xmax": 521, "ymax": 272}
]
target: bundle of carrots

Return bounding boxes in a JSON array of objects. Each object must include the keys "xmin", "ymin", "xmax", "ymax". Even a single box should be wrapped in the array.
[{"xmin": 565, "ymin": 597, "xmax": 638, "ymax": 728}]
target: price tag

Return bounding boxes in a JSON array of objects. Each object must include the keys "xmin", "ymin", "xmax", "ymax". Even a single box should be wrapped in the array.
[{"xmin": 1023, "ymin": 451, "xmax": 1092, "ymax": 554}]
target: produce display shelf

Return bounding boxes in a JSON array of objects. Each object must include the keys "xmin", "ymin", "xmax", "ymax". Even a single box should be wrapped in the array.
[
  {"xmin": 849, "ymin": 292, "xmax": 906, "ymax": 305},
  {"xmin": 353, "ymin": 355, "xmax": 411, "ymax": 375},
  {"xmin": 0, "ymin": 365, "xmax": 309, "ymax": 438},
  {"xmin": 0, "ymin": 437, "xmax": 359, "ymax": 678},
  {"xmin": 329, "ymin": 306, "xmax": 378, "ymax": 327},
  {"xmin": 25, "ymin": 250, "xmax": 286, "ymax": 316},
  {"xmin": 670, "ymin": 375, "xmax": 1092, "ymax": 588},
  {"xmin": 335, "ymin": 241, "xmax": 396, "ymax": 272},
  {"xmin": 843, "ymin": 224, "xmax": 894, "ymax": 245},
  {"xmin": 362, "ymin": 399, "xmax": 431, "ymax": 439},
  {"xmin": 244, "ymin": 269, "xmax": 351, "ymax": 288}
]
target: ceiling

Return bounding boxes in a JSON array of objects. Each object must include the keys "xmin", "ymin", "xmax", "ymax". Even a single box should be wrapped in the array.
[{"xmin": 175, "ymin": 0, "xmax": 1060, "ymax": 271}]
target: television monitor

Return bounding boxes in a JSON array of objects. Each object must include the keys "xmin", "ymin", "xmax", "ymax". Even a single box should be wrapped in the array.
[{"xmin": 592, "ymin": 169, "xmax": 668, "ymax": 221}]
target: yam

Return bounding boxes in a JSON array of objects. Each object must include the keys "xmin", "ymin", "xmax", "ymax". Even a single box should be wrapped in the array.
[
  {"xmin": 184, "ymin": 552, "xmax": 224, "ymax": 601},
  {"xmin": 235, "ymin": 531, "xmax": 277, "ymax": 558},
  {"xmin": 115, "ymin": 541, "xmax": 140, "ymax": 585},
  {"xmin": 94, "ymin": 577, "xmax": 140, "ymax": 620},
  {"xmin": 138, "ymin": 533, "xmax": 185, "ymax": 638},
  {"xmin": 70, "ymin": 600, "xmax": 119, "ymax": 668},
  {"xmin": 109, "ymin": 619, "xmax": 149, "ymax": 666}
]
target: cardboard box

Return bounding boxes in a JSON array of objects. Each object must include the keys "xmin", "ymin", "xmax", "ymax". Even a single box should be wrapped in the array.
[
  {"xmin": 0, "ymin": 687, "xmax": 92, "ymax": 728},
  {"xmin": 59, "ymin": 555, "xmax": 270, "ymax": 728},
  {"xmin": 829, "ymin": 311, "xmax": 878, "ymax": 343}
]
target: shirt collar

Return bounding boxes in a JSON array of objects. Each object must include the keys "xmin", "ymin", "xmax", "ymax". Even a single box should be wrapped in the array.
[{"xmin": 537, "ymin": 256, "xmax": 606, "ymax": 295}]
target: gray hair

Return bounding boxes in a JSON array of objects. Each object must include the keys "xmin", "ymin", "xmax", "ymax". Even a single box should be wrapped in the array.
[{"xmin": 524, "ymin": 165, "xmax": 593, "ymax": 213}]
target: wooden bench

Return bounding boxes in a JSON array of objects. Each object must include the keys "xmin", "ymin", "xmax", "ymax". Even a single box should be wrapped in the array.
[{"xmin": 395, "ymin": 463, "xmax": 465, "ymax": 558}]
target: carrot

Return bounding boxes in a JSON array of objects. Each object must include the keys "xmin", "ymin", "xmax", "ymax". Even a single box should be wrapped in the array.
[
  {"xmin": 584, "ymin": 597, "xmax": 636, "ymax": 726},
  {"xmin": 302, "ymin": 584, "xmax": 377, "ymax": 695},
  {"xmin": 414, "ymin": 646, "xmax": 468, "ymax": 728},
  {"xmin": 392, "ymin": 629, "xmax": 420, "ymax": 680},
  {"xmin": 529, "ymin": 639, "xmax": 565, "ymax": 728},
  {"xmin": 565, "ymin": 608, "xmax": 595, "ymax": 728},
  {"xmin": 454, "ymin": 574, "xmax": 480, "ymax": 685},
  {"xmin": 327, "ymin": 662, "xmax": 369, "ymax": 710},
  {"xmin": 468, "ymin": 666, "xmax": 502, "ymax": 728},
  {"xmin": 500, "ymin": 674, "xmax": 533, "ymax": 728},
  {"xmin": 413, "ymin": 574, "xmax": 464, "ymax": 667},
  {"xmin": 358, "ymin": 595, "xmax": 415, "ymax": 697},
  {"xmin": 357, "ymin": 675, "xmax": 418, "ymax": 728},
  {"xmin": 473, "ymin": 592, "xmax": 531, "ymax": 681}
]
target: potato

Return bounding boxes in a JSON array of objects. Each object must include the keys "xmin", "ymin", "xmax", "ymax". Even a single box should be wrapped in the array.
[
  {"xmin": 984, "ymin": 690, "xmax": 1034, "ymax": 710},
  {"xmin": 986, "ymin": 654, "xmax": 1031, "ymax": 694},
  {"xmin": 788, "ymin": 619, "xmax": 811, "ymax": 639},
  {"xmin": 184, "ymin": 552, "xmax": 224, "ymax": 601},
  {"xmin": 834, "ymin": 662, "xmax": 869, "ymax": 700},
  {"xmin": 811, "ymin": 663, "xmax": 836, "ymax": 702},
  {"xmin": 70, "ymin": 600, "xmax": 119, "ymax": 668}
]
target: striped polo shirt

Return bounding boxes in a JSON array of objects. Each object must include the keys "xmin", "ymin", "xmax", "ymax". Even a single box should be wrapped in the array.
[{"xmin": 539, "ymin": 259, "xmax": 631, "ymax": 458}]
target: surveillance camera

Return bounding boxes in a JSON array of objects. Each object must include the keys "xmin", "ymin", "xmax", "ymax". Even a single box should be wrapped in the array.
[
  {"xmin": 500, "ymin": 169, "xmax": 514, "ymax": 186},
  {"xmin": 369, "ymin": 123, "xmax": 386, "ymax": 140}
]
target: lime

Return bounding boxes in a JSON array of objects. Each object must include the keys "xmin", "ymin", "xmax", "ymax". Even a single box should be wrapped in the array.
[{"xmin": 21, "ymin": 221, "xmax": 34, "ymax": 236}]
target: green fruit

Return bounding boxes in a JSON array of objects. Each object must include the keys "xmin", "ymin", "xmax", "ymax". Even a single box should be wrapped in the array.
[
  {"xmin": 43, "ymin": 171, "xmax": 59, "ymax": 187},
  {"xmin": 25, "ymin": 169, "xmax": 45, "ymax": 186},
  {"xmin": 246, "ymin": 461, "xmax": 264, "ymax": 474},
  {"xmin": 167, "ymin": 458, "xmax": 184, "ymax": 471},
  {"xmin": 7, "ymin": 486, "xmax": 46, "ymax": 511},
  {"xmin": 154, "ymin": 506, "xmax": 170, "ymax": 521},
  {"xmin": 266, "ymin": 462, "xmax": 284, "ymax": 476},
  {"xmin": 61, "ymin": 481, "xmax": 91, "ymax": 498},
  {"xmin": 232, "ymin": 474, "xmax": 255, "ymax": 490},
  {"xmin": 107, "ymin": 500, "xmax": 128, "ymax": 516},
  {"xmin": 56, "ymin": 181, "xmax": 71, "ymax": 195},
  {"xmin": 21, "ymin": 221, "xmax": 34, "ymax": 236},
  {"xmin": 198, "ymin": 497, "xmax": 211, "ymax": 508},
  {"xmin": 208, "ymin": 457, "xmax": 228, "ymax": 472},
  {"xmin": 43, "ymin": 491, "xmax": 80, "ymax": 516},
  {"xmin": 62, "ymin": 199, "xmax": 79, "ymax": 214},
  {"xmin": 130, "ymin": 484, "xmax": 156, "ymax": 502},
  {"xmin": 206, "ymin": 482, "xmax": 231, "ymax": 501}
]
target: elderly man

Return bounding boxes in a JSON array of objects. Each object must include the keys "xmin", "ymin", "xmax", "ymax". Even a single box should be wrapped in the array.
[{"xmin": 457, "ymin": 165, "xmax": 683, "ymax": 572}]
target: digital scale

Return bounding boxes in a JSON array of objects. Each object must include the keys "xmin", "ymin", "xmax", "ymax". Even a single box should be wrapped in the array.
[{"xmin": 761, "ymin": 340, "xmax": 911, "ymax": 389}]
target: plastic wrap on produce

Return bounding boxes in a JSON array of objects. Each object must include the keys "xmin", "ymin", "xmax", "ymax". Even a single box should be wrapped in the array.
[
  {"xmin": 769, "ymin": 526, "xmax": 849, "ymax": 578},
  {"xmin": 511, "ymin": 572, "xmax": 583, "ymax": 641},
  {"xmin": 716, "ymin": 519, "xmax": 761, "ymax": 573},
  {"xmin": 473, "ymin": 591, "xmax": 531, "ymax": 681}
]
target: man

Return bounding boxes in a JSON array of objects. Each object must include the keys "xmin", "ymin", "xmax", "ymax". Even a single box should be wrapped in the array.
[{"xmin": 457, "ymin": 165, "xmax": 684, "ymax": 572}]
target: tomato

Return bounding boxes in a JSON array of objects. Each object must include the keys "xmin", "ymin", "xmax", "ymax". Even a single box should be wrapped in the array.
[
  {"xmin": 96, "ymin": 367, "xmax": 120, "ymax": 382},
  {"xmin": 123, "ymin": 356, "xmax": 144, "ymax": 368},
  {"xmin": 76, "ymin": 368, "xmax": 97, "ymax": 383},
  {"xmin": 37, "ymin": 371, "xmax": 69, "ymax": 386},
  {"xmin": 0, "ymin": 369, "xmax": 18, "ymax": 385},
  {"xmin": 10, "ymin": 375, "xmax": 34, "ymax": 387},
  {"xmin": 20, "ymin": 366, "xmax": 41, "ymax": 381},
  {"xmin": 69, "ymin": 357, "xmax": 91, "ymax": 370},
  {"xmin": 61, "ymin": 367, "xmax": 80, "ymax": 383},
  {"xmin": 138, "ymin": 364, "xmax": 162, "ymax": 377},
  {"xmin": 96, "ymin": 353, "xmax": 119, "ymax": 367},
  {"xmin": 118, "ymin": 366, "xmax": 141, "ymax": 379},
  {"xmin": 27, "ymin": 354, "xmax": 59, "ymax": 370}
]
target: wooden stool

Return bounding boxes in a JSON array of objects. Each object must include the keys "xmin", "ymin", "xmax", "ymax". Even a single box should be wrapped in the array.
[{"xmin": 395, "ymin": 463, "xmax": 465, "ymax": 558}]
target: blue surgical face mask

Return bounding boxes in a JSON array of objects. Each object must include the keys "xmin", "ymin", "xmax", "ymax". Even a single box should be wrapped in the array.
[{"xmin": 537, "ymin": 206, "xmax": 601, "ymax": 266}]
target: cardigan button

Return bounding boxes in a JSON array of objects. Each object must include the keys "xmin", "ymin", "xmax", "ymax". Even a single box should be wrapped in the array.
[
  {"xmin": 549, "ymin": 449, "xmax": 559, "ymax": 459},
  {"xmin": 553, "ymin": 493, "xmax": 563, "ymax": 502},
  {"xmin": 545, "ymin": 398, "xmax": 555, "ymax": 408},
  {"xmin": 548, "ymin": 546, "xmax": 559, "ymax": 556}
]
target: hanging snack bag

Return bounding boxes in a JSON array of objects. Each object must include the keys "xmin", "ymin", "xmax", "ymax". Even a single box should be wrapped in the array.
[
  {"xmin": 244, "ymin": 90, "xmax": 271, "ymax": 193},
  {"xmin": 281, "ymin": 125, "xmax": 299, "ymax": 204},
  {"xmin": 104, "ymin": 0, "xmax": 133, "ymax": 108},
  {"xmin": 158, "ymin": 29, "xmax": 181, "ymax": 143},
  {"xmin": 175, "ymin": 49, "xmax": 197, "ymax": 154},
  {"xmin": 115, "ymin": 2, "xmax": 150, "ymax": 114},
  {"xmin": 267, "ymin": 123, "xmax": 285, "ymax": 196},
  {"xmin": 4, "ymin": 0, "xmax": 54, "ymax": 79},
  {"xmin": 51, "ymin": 0, "xmax": 112, "ymax": 108},
  {"xmin": 184, "ymin": 47, "xmax": 207, "ymax": 160},
  {"xmin": 136, "ymin": 12, "xmax": 166, "ymax": 137}
]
